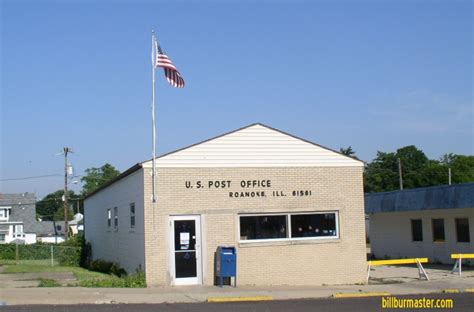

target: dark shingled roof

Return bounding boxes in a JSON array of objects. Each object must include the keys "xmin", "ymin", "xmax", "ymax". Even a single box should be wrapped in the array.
[
  {"xmin": 0, "ymin": 193, "xmax": 36, "ymax": 206},
  {"xmin": 0, "ymin": 193, "xmax": 66, "ymax": 236},
  {"xmin": 365, "ymin": 183, "xmax": 474, "ymax": 214},
  {"xmin": 0, "ymin": 193, "xmax": 37, "ymax": 232},
  {"xmin": 34, "ymin": 221, "xmax": 65, "ymax": 236}
]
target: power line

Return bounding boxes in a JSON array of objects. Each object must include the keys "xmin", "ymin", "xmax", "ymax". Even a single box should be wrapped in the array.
[
  {"xmin": 37, "ymin": 197, "xmax": 84, "ymax": 203},
  {"xmin": 0, "ymin": 174, "xmax": 62, "ymax": 182},
  {"xmin": 0, "ymin": 174, "xmax": 83, "ymax": 182}
]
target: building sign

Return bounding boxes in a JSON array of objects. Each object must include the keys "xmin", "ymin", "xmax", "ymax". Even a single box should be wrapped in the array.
[{"xmin": 184, "ymin": 180, "xmax": 312, "ymax": 198}]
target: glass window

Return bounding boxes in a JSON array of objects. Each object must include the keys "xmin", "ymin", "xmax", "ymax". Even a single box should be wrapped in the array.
[
  {"xmin": 107, "ymin": 209, "xmax": 111, "ymax": 227},
  {"xmin": 13, "ymin": 225, "xmax": 23, "ymax": 234},
  {"xmin": 114, "ymin": 207, "xmax": 118, "ymax": 228},
  {"xmin": 291, "ymin": 213, "xmax": 337, "ymax": 238},
  {"xmin": 239, "ymin": 212, "xmax": 339, "ymax": 241},
  {"xmin": 455, "ymin": 218, "xmax": 470, "ymax": 243},
  {"xmin": 0, "ymin": 208, "xmax": 9, "ymax": 221},
  {"xmin": 432, "ymin": 219, "xmax": 445, "ymax": 242},
  {"xmin": 240, "ymin": 215, "xmax": 287, "ymax": 240},
  {"xmin": 0, "ymin": 234, "xmax": 5, "ymax": 242},
  {"xmin": 130, "ymin": 203, "xmax": 135, "ymax": 228},
  {"xmin": 411, "ymin": 219, "xmax": 423, "ymax": 242}
]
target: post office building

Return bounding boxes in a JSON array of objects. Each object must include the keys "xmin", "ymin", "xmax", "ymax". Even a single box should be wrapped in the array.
[{"xmin": 84, "ymin": 123, "xmax": 367, "ymax": 286}]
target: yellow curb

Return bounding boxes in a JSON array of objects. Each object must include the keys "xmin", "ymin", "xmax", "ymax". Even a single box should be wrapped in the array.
[
  {"xmin": 464, "ymin": 288, "xmax": 474, "ymax": 293},
  {"xmin": 442, "ymin": 289, "xmax": 460, "ymax": 293},
  {"xmin": 333, "ymin": 292, "xmax": 390, "ymax": 298},
  {"xmin": 207, "ymin": 296, "xmax": 274, "ymax": 303}
]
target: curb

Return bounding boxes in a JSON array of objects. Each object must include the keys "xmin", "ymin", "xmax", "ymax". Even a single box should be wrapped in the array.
[
  {"xmin": 443, "ymin": 288, "xmax": 474, "ymax": 293},
  {"xmin": 442, "ymin": 289, "xmax": 460, "ymax": 293},
  {"xmin": 333, "ymin": 292, "xmax": 390, "ymax": 298},
  {"xmin": 207, "ymin": 296, "xmax": 274, "ymax": 303}
]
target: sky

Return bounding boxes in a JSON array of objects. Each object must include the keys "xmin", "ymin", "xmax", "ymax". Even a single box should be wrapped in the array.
[{"xmin": 1, "ymin": 0, "xmax": 472, "ymax": 198}]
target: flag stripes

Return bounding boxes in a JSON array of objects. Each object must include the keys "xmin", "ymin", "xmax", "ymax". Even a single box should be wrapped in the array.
[{"xmin": 154, "ymin": 38, "xmax": 185, "ymax": 88}]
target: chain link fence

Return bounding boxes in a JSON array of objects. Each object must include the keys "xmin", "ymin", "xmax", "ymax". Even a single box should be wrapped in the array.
[{"xmin": 0, "ymin": 243, "xmax": 81, "ymax": 267}]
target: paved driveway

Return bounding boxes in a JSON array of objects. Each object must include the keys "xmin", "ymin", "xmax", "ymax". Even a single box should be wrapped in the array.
[
  {"xmin": 0, "ymin": 270, "xmax": 76, "ymax": 288},
  {"xmin": 368, "ymin": 263, "xmax": 474, "ymax": 284}
]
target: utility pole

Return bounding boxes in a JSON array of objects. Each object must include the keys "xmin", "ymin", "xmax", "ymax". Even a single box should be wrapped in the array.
[
  {"xmin": 63, "ymin": 147, "xmax": 71, "ymax": 241},
  {"xmin": 448, "ymin": 167, "xmax": 452, "ymax": 185},
  {"xmin": 398, "ymin": 157, "xmax": 403, "ymax": 190}
]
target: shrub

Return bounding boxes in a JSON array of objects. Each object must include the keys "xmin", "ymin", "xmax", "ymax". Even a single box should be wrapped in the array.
[
  {"xmin": 110, "ymin": 263, "xmax": 127, "ymax": 277},
  {"xmin": 59, "ymin": 234, "xmax": 89, "ymax": 267},
  {"xmin": 88, "ymin": 259, "xmax": 126, "ymax": 277},
  {"xmin": 62, "ymin": 234, "xmax": 84, "ymax": 247},
  {"xmin": 0, "ymin": 244, "xmax": 16, "ymax": 260},
  {"xmin": 79, "ymin": 271, "xmax": 146, "ymax": 288},
  {"xmin": 88, "ymin": 259, "xmax": 113, "ymax": 273},
  {"xmin": 80, "ymin": 242, "xmax": 92, "ymax": 268},
  {"xmin": 0, "ymin": 243, "xmax": 51, "ymax": 260},
  {"xmin": 0, "ymin": 240, "xmax": 82, "ymax": 266},
  {"xmin": 56, "ymin": 246, "xmax": 81, "ymax": 266}
]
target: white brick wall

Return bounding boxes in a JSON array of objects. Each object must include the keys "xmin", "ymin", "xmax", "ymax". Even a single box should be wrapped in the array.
[
  {"xmin": 143, "ymin": 166, "xmax": 367, "ymax": 286},
  {"xmin": 85, "ymin": 165, "xmax": 367, "ymax": 286},
  {"xmin": 84, "ymin": 170, "xmax": 146, "ymax": 274}
]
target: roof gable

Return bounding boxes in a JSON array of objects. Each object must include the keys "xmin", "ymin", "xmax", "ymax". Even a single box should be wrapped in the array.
[{"xmin": 142, "ymin": 123, "xmax": 363, "ymax": 168}]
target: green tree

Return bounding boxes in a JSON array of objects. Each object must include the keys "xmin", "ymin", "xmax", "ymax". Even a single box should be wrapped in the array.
[
  {"xmin": 364, "ymin": 146, "xmax": 474, "ymax": 193},
  {"xmin": 339, "ymin": 146, "xmax": 359, "ymax": 159},
  {"xmin": 419, "ymin": 160, "xmax": 448, "ymax": 187},
  {"xmin": 365, "ymin": 145, "xmax": 431, "ymax": 192},
  {"xmin": 364, "ymin": 151, "xmax": 399, "ymax": 193},
  {"xmin": 396, "ymin": 145, "xmax": 429, "ymax": 189},
  {"xmin": 440, "ymin": 154, "xmax": 474, "ymax": 184},
  {"xmin": 36, "ymin": 190, "xmax": 77, "ymax": 221},
  {"xmin": 81, "ymin": 163, "xmax": 120, "ymax": 196}
]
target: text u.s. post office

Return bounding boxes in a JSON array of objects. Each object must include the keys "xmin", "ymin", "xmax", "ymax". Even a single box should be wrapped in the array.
[{"xmin": 84, "ymin": 123, "xmax": 367, "ymax": 286}]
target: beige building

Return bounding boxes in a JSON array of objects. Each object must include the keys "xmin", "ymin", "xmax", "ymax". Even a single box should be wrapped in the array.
[
  {"xmin": 84, "ymin": 123, "xmax": 367, "ymax": 286},
  {"xmin": 366, "ymin": 183, "xmax": 473, "ymax": 264}
]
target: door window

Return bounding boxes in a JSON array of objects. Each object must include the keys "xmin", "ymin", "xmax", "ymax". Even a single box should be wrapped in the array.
[{"xmin": 173, "ymin": 220, "xmax": 197, "ymax": 278}]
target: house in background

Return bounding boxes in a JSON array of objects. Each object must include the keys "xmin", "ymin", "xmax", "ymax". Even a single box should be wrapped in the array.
[
  {"xmin": 35, "ymin": 220, "xmax": 66, "ymax": 243},
  {"xmin": 0, "ymin": 193, "xmax": 37, "ymax": 244},
  {"xmin": 0, "ymin": 192, "xmax": 79, "ymax": 244},
  {"xmin": 69, "ymin": 213, "xmax": 84, "ymax": 236},
  {"xmin": 366, "ymin": 183, "xmax": 473, "ymax": 264}
]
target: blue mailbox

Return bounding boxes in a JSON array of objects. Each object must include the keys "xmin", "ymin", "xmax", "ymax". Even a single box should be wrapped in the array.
[{"xmin": 215, "ymin": 246, "xmax": 237, "ymax": 287}]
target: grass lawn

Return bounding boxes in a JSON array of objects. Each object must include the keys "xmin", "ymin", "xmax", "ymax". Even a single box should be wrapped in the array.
[
  {"xmin": 2, "ymin": 263, "xmax": 116, "ymax": 282},
  {"xmin": 1, "ymin": 263, "xmax": 146, "ymax": 287},
  {"xmin": 38, "ymin": 278, "xmax": 62, "ymax": 287}
]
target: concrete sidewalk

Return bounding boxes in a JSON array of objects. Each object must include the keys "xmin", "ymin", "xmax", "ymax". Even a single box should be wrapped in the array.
[{"xmin": 1, "ymin": 276, "xmax": 473, "ymax": 305}]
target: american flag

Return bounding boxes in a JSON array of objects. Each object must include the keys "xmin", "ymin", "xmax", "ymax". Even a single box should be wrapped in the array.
[{"xmin": 154, "ymin": 39, "xmax": 185, "ymax": 88}]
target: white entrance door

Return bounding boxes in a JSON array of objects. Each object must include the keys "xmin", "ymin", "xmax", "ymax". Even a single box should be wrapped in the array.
[{"xmin": 169, "ymin": 215, "xmax": 202, "ymax": 285}]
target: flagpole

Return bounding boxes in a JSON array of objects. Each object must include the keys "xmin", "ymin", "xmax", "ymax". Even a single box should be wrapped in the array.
[{"xmin": 151, "ymin": 31, "xmax": 157, "ymax": 203}]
